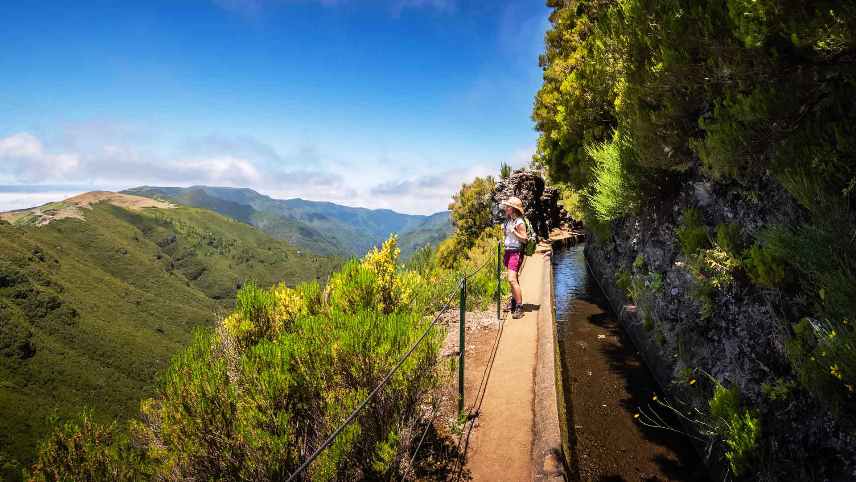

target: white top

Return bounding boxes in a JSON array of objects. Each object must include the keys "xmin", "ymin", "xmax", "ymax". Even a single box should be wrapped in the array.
[{"xmin": 504, "ymin": 217, "xmax": 525, "ymax": 249}]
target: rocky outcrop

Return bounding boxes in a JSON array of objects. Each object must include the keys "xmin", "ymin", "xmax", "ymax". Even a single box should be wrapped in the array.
[
  {"xmin": 585, "ymin": 175, "xmax": 856, "ymax": 481},
  {"xmin": 492, "ymin": 169, "xmax": 574, "ymax": 238}
]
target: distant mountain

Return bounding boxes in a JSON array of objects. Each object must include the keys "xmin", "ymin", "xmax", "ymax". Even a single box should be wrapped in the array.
[
  {"xmin": 124, "ymin": 186, "xmax": 453, "ymax": 258},
  {"xmin": 397, "ymin": 211, "xmax": 452, "ymax": 257},
  {"xmin": 0, "ymin": 192, "xmax": 338, "ymax": 469}
]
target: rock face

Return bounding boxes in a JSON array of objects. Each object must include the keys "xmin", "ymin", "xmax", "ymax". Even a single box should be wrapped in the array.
[
  {"xmin": 492, "ymin": 169, "xmax": 573, "ymax": 238},
  {"xmin": 585, "ymin": 175, "xmax": 856, "ymax": 481}
]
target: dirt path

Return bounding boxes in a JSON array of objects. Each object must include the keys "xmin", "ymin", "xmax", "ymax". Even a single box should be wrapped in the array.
[{"xmin": 463, "ymin": 249, "xmax": 555, "ymax": 481}]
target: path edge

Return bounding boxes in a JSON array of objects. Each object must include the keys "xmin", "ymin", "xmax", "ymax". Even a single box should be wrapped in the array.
[{"xmin": 532, "ymin": 246, "xmax": 566, "ymax": 481}]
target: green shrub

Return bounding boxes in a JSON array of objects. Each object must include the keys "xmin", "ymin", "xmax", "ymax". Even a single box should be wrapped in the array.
[
  {"xmin": 295, "ymin": 280, "xmax": 323, "ymax": 315},
  {"xmin": 586, "ymin": 131, "xmax": 640, "ymax": 222},
  {"xmin": 435, "ymin": 234, "xmax": 468, "ymax": 270},
  {"xmin": 405, "ymin": 245, "xmax": 435, "ymax": 276},
  {"xmin": 225, "ymin": 281, "xmax": 310, "ymax": 349},
  {"xmin": 676, "ymin": 208, "xmax": 709, "ymax": 257},
  {"xmin": 765, "ymin": 221, "xmax": 856, "ymax": 325},
  {"xmin": 462, "ymin": 227, "xmax": 507, "ymax": 309},
  {"xmin": 448, "ymin": 177, "xmax": 495, "ymax": 249},
  {"xmin": 324, "ymin": 259, "xmax": 382, "ymax": 314},
  {"xmin": 708, "ymin": 383, "xmax": 761, "ymax": 477},
  {"xmin": 690, "ymin": 281, "xmax": 716, "ymax": 320},
  {"xmin": 135, "ymin": 329, "xmax": 240, "ymax": 480},
  {"xmin": 715, "ymin": 223, "xmax": 743, "ymax": 259},
  {"xmin": 616, "ymin": 269, "xmax": 632, "ymax": 296},
  {"xmin": 499, "ymin": 163, "xmax": 512, "ymax": 179},
  {"xmin": 744, "ymin": 243, "xmax": 785, "ymax": 288},
  {"xmin": 649, "ymin": 272, "xmax": 663, "ymax": 293},
  {"xmin": 760, "ymin": 218, "xmax": 856, "ymax": 418},
  {"xmin": 787, "ymin": 318, "xmax": 856, "ymax": 416},
  {"xmin": 643, "ymin": 316, "xmax": 655, "ymax": 331},
  {"xmin": 692, "ymin": 89, "xmax": 774, "ymax": 179},
  {"xmin": 33, "ymin": 235, "xmax": 445, "ymax": 480},
  {"xmin": 555, "ymin": 182, "xmax": 585, "ymax": 220},
  {"xmin": 27, "ymin": 413, "xmax": 150, "ymax": 482},
  {"xmin": 685, "ymin": 247, "xmax": 736, "ymax": 319},
  {"xmin": 628, "ymin": 275, "xmax": 646, "ymax": 303},
  {"xmin": 582, "ymin": 207, "xmax": 612, "ymax": 242},
  {"xmin": 701, "ymin": 247, "xmax": 737, "ymax": 290},
  {"xmin": 0, "ymin": 452, "xmax": 21, "ymax": 482},
  {"xmin": 762, "ymin": 378, "xmax": 796, "ymax": 402},
  {"xmin": 0, "ymin": 314, "xmax": 35, "ymax": 360}
]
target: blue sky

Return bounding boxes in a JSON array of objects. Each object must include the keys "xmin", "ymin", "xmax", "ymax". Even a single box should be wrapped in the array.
[{"xmin": 0, "ymin": 0, "xmax": 549, "ymax": 214}]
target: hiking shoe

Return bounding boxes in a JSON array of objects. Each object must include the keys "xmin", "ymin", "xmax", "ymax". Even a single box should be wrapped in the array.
[
  {"xmin": 503, "ymin": 299, "xmax": 515, "ymax": 312},
  {"xmin": 512, "ymin": 306, "xmax": 524, "ymax": 319}
]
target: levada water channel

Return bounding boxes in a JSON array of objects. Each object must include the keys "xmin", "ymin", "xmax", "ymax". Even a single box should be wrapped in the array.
[{"xmin": 552, "ymin": 243, "xmax": 706, "ymax": 481}]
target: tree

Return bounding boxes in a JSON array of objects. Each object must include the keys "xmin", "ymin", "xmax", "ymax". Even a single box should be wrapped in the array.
[{"xmin": 448, "ymin": 176, "xmax": 495, "ymax": 249}]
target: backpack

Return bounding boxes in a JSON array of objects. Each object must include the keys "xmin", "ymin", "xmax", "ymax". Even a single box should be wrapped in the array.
[{"xmin": 522, "ymin": 217, "xmax": 538, "ymax": 256}]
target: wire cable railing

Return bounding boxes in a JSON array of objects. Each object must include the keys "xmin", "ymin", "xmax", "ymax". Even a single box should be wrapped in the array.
[{"xmin": 285, "ymin": 242, "xmax": 504, "ymax": 481}]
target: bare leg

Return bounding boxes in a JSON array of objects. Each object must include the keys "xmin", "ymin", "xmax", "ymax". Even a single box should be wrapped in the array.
[{"xmin": 508, "ymin": 270, "xmax": 522, "ymax": 306}]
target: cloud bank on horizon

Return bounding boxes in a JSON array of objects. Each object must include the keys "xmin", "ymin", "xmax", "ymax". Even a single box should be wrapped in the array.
[
  {"xmin": 0, "ymin": 0, "xmax": 548, "ymax": 214},
  {"xmin": 0, "ymin": 129, "xmax": 504, "ymax": 214}
]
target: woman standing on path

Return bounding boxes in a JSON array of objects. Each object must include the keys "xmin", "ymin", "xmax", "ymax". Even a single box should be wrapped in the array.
[{"xmin": 501, "ymin": 197, "xmax": 528, "ymax": 319}]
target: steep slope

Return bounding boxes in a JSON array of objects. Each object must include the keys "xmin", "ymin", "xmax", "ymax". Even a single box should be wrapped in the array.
[
  {"xmin": 396, "ymin": 211, "xmax": 453, "ymax": 258},
  {"xmin": 0, "ymin": 194, "xmax": 338, "ymax": 469},
  {"xmin": 533, "ymin": 1, "xmax": 856, "ymax": 478},
  {"xmin": 124, "ymin": 186, "xmax": 452, "ymax": 258}
]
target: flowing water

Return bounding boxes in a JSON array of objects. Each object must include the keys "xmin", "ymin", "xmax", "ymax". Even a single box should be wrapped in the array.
[{"xmin": 552, "ymin": 244, "xmax": 706, "ymax": 481}]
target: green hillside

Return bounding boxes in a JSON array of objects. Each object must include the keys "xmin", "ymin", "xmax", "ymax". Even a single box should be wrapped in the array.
[
  {"xmin": 125, "ymin": 186, "xmax": 453, "ymax": 258},
  {"xmin": 397, "ymin": 211, "xmax": 452, "ymax": 258},
  {"xmin": 0, "ymin": 198, "xmax": 338, "ymax": 471}
]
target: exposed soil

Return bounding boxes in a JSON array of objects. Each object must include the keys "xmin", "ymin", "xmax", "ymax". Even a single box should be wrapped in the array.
[
  {"xmin": 0, "ymin": 191, "xmax": 174, "ymax": 225},
  {"xmin": 554, "ymin": 246, "xmax": 706, "ymax": 482},
  {"xmin": 64, "ymin": 191, "xmax": 174, "ymax": 210}
]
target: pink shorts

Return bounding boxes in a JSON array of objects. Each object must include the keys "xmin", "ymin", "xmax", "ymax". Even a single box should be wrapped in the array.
[{"xmin": 503, "ymin": 249, "xmax": 523, "ymax": 272}]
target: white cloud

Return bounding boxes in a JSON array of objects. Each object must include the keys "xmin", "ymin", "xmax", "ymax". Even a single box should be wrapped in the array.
[
  {"xmin": 508, "ymin": 145, "xmax": 534, "ymax": 169},
  {"xmin": 369, "ymin": 164, "xmax": 494, "ymax": 213},
  {"xmin": 0, "ymin": 133, "xmax": 80, "ymax": 183},
  {"xmin": 0, "ymin": 131, "xmax": 493, "ymax": 214},
  {"xmin": 0, "ymin": 191, "xmax": 89, "ymax": 212}
]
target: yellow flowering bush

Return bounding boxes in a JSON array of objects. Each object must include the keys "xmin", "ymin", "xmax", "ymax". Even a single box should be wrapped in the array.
[
  {"xmin": 224, "ymin": 281, "xmax": 313, "ymax": 349},
  {"xmin": 33, "ymin": 235, "xmax": 444, "ymax": 480}
]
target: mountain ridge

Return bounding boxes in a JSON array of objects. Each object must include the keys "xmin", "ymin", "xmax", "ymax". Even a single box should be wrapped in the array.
[
  {"xmin": 124, "ymin": 185, "xmax": 453, "ymax": 258},
  {"xmin": 0, "ymin": 198, "xmax": 338, "ymax": 469}
]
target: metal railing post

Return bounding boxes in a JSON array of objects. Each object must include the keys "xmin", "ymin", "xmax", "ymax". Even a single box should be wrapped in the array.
[
  {"xmin": 496, "ymin": 240, "xmax": 502, "ymax": 320},
  {"xmin": 458, "ymin": 276, "xmax": 466, "ymax": 414}
]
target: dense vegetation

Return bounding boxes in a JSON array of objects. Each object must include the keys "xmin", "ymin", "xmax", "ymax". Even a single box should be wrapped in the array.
[
  {"xmin": 436, "ymin": 177, "xmax": 497, "ymax": 268},
  {"xmin": 0, "ymin": 202, "xmax": 337, "ymax": 477},
  {"xmin": 126, "ymin": 186, "xmax": 453, "ymax": 259},
  {"xmin": 535, "ymin": 0, "xmax": 855, "ymax": 477},
  {"xmin": 24, "ymin": 236, "xmax": 468, "ymax": 481}
]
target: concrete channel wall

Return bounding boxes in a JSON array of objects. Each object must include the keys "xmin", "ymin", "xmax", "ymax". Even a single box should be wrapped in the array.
[
  {"xmin": 532, "ymin": 244, "xmax": 565, "ymax": 481},
  {"xmin": 536, "ymin": 233, "xmax": 585, "ymax": 481}
]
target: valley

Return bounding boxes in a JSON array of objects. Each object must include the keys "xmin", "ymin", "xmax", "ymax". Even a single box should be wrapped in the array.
[
  {"xmin": 124, "ymin": 186, "xmax": 453, "ymax": 259},
  {"xmin": 0, "ymin": 193, "xmax": 339, "ymax": 469}
]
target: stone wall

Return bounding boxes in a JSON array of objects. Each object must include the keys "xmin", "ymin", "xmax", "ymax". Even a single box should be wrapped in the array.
[{"xmin": 585, "ymin": 174, "xmax": 856, "ymax": 481}]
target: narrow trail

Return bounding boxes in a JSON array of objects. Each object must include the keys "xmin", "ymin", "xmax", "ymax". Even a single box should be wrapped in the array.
[
  {"xmin": 462, "ymin": 245, "xmax": 563, "ymax": 482},
  {"xmin": 453, "ymin": 241, "xmax": 703, "ymax": 482}
]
